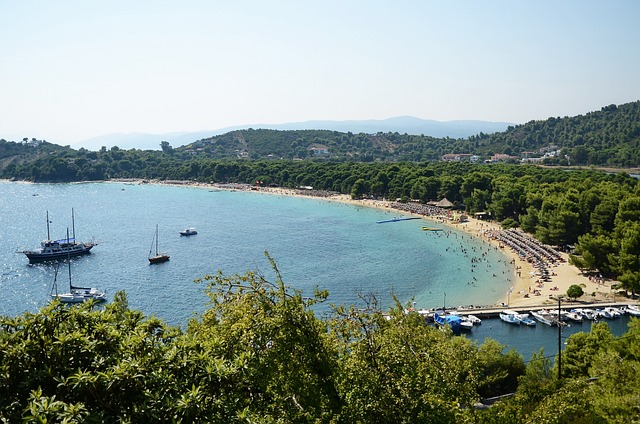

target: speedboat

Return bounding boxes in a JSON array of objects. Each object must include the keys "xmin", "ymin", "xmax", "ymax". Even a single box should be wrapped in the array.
[
  {"xmin": 459, "ymin": 318, "xmax": 474, "ymax": 330},
  {"xmin": 179, "ymin": 227, "xmax": 198, "ymax": 236}
]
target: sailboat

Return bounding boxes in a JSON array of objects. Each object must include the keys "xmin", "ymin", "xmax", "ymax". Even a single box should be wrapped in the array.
[
  {"xmin": 50, "ymin": 243, "xmax": 106, "ymax": 303},
  {"xmin": 148, "ymin": 224, "xmax": 170, "ymax": 264},
  {"xmin": 21, "ymin": 209, "xmax": 97, "ymax": 263}
]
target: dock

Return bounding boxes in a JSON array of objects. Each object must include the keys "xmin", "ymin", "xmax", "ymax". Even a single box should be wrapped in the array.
[{"xmin": 417, "ymin": 301, "xmax": 638, "ymax": 321}]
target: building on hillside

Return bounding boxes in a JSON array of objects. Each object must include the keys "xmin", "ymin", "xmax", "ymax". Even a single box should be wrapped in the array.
[
  {"xmin": 308, "ymin": 143, "xmax": 329, "ymax": 155},
  {"xmin": 487, "ymin": 153, "xmax": 514, "ymax": 163},
  {"xmin": 441, "ymin": 153, "xmax": 472, "ymax": 162}
]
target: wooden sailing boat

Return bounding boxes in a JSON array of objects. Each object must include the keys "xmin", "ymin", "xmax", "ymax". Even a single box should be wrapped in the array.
[
  {"xmin": 21, "ymin": 209, "xmax": 96, "ymax": 262},
  {"xmin": 148, "ymin": 224, "xmax": 170, "ymax": 264}
]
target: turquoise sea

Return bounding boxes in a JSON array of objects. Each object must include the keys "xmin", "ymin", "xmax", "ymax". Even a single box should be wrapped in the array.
[
  {"xmin": 0, "ymin": 181, "xmax": 512, "ymax": 322},
  {"xmin": 0, "ymin": 181, "xmax": 632, "ymax": 359}
]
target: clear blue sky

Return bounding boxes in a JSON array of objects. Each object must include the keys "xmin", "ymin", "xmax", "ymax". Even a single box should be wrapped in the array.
[{"xmin": 1, "ymin": 0, "xmax": 639, "ymax": 145}]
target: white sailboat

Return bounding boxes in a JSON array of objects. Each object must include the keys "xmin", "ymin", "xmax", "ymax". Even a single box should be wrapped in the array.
[{"xmin": 51, "ymin": 250, "xmax": 106, "ymax": 303}]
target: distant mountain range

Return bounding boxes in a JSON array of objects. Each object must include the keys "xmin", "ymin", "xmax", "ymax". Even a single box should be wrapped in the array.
[{"xmin": 72, "ymin": 117, "xmax": 513, "ymax": 151}]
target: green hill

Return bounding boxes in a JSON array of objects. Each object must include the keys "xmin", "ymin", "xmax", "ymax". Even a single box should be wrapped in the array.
[
  {"xmin": 178, "ymin": 101, "xmax": 640, "ymax": 165},
  {"xmin": 2, "ymin": 100, "xmax": 639, "ymax": 170}
]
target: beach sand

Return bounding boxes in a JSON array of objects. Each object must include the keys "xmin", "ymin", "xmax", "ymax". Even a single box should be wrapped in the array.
[{"xmin": 136, "ymin": 180, "xmax": 621, "ymax": 309}]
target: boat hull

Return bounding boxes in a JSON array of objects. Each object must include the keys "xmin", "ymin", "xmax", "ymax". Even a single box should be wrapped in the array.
[
  {"xmin": 53, "ymin": 289, "xmax": 107, "ymax": 303},
  {"xmin": 149, "ymin": 254, "xmax": 170, "ymax": 264},
  {"xmin": 24, "ymin": 244, "xmax": 94, "ymax": 263},
  {"xmin": 499, "ymin": 314, "xmax": 520, "ymax": 325}
]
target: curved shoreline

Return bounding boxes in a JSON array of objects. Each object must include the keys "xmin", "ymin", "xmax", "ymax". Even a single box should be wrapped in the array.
[{"xmin": 116, "ymin": 179, "xmax": 622, "ymax": 310}]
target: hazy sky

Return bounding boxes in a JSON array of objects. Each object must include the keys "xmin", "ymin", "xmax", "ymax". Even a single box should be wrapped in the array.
[{"xmin": 1, "ymin": 0, "xmax": 639, "ymax": 145}]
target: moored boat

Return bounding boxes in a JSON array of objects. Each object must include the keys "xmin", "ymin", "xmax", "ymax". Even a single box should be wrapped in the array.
[
  {"xmin": 179, "ymin": 227, "xmax": 198, "ymax": 236},
  {"xmin": 149, "ymin": 225, "xmax": 170, "ymax": 264},
  {"xmin": 21, "ymin": 210, "xmax": 96, "ymax": 263},
  {"xmin": 573, "ymin": 308, "xmax": 597, "ymax": 320},
  {"xmin": 518, "ymin": 313, "xmax": 537, "ymax": 326},
  {"xmin": 531, "ymin": 310, "xmax": 553, "ymax": 326},
  {"xmin": 604, "ymin": 307, "xmax": 624, "ymax": 317},
  {"xmin": 433, "ymin": 310, "xmax": 462, "ymax": 333},
  {"xmin": 50, "ymin": 253, "xmax": 106, "ymax": 303},
  {"xmin": 595, "ymin": 309, "xmax": 613, "ymax": 319},
  {"xmin": 563, "ymin": 310, "xmax": 583, "ymax": 323},
  {"xmin": 448, "ymin": 312, "xmax": 474, "ymax": 330},
  {"xmin": 499, "ymin": 310, "xmax": 521, "ymax": 325},
  {"xmin": 625, "ymin": 305, "xmax": 640, "ymax": 316},
  {"xmin": 467, "ymin": 314, "xmax": 482, "ymax": 325}
]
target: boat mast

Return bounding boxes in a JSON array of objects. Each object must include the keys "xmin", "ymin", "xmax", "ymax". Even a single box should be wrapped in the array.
[
  {"xmin": 51, "ymin": 263, "xmax": 59, "ymax": 296},
  {"xmin": 156, "ymin": 224, "xmax": 159, "ymax": 255},
  {"xmin": 68, "ymin": 255, "xmax": 72, "ymax": 291},
  {"xmin": 46, "ymin": 211, "xmax": 50, "ymax": 240},
  {"xmin": 66, "ymin": 231, "xmax": 72, "ymax": 291}
]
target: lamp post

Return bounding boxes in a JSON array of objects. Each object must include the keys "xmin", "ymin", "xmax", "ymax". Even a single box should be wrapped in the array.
[{"xmin": 553, "ymin": 295, "xmax": 564, "ymax": 379}]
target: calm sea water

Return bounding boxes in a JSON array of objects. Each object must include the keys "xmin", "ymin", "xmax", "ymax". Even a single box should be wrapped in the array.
[{"xmin": 0, "ymin": 181, "xmax": 632, "ymax": 359}]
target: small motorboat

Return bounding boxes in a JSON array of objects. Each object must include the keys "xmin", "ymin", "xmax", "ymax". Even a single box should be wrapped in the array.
[
  {"xmin": 563, "ymin": 311, "xmax": 583, "ymax": 323},
  {"xmin": 573, "ymin": 308, "xmax": 597, "ymax": 320},
  {"xmin": 466, "ymin": 314, "xmax": 482, "ymax": 325},
  {"xmin": 179, "ymin": 227, "xmax": 198, "ymax": 236},
  {"xmin": 531, "ymin": 310, "xmax": 553, "ymax": 326},
  {"xmin": 625, "ymin": 305, "xmax": 640, "ymax": 316},
  {"xmin": 518, "ymin": 313, "xmax": 537, "ymax": 327},
  {"xmin": 604, "ymin": 307, "xmax": 624, "ymax": 318},
  {"xmin": 499, "ymin": 310, "xmax": 521, "ymax": 325}
]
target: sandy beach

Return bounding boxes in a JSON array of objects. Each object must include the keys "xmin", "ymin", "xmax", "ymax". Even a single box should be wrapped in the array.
[{"xmin": 135, "ymin": 180, "xmax": 622, "ymax": 309}]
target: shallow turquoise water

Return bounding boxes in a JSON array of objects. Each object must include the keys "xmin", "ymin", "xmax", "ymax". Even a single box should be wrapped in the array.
[{"xmin": 0, "ymin": 181, "xmax": 514, "ymax": 327}]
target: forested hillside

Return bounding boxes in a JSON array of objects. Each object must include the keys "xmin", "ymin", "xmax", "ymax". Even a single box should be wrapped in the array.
[
  {"xmin": 471, "ymin": 101, "xmax": 640, "ymax": 166},
  {"xmin": 2, "ymin": 101, "xmax": 639, "ymax": 165},
  {"xmin": 179, "ymin": 101, "xmax": 640, "ymax": 165}
]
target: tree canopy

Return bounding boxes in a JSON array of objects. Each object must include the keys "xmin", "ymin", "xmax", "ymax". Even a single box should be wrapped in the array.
[{"xmin": 2, "ymin": 255, "xmax": 640, "ymax": 422}]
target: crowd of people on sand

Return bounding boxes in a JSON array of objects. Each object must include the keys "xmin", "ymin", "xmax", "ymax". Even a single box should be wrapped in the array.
[
  {"xmin": 490, "ymin": 228, "xmax": 564, "ymax": 265},
  {"xmin": 486, "ymin": 228, "xmax": 565, "ymax": 298},
  {"xmin": 388, "ymin": 202, "xmax": 452, "ymax": 221}
]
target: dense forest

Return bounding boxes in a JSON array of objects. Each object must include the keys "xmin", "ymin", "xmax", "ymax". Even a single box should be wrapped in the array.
[{"xmin": 2, "ymin": 257, "xmax": 640, "ymax": 422}]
